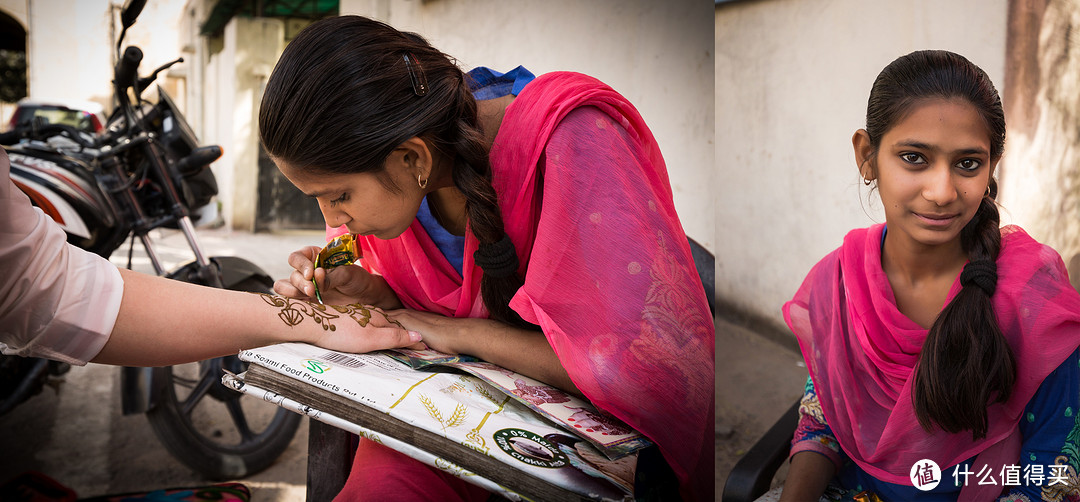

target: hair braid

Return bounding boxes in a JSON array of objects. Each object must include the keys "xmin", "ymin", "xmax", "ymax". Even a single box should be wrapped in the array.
[
  {"xmin": 912, "ymin": 180, "xmax": 1012, "ymax": 439},
  {"xmin": 443, "ymin": 77, "xmax": 530, "ymax": 327}
]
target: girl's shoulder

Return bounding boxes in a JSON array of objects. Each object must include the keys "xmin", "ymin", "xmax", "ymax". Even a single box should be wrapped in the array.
[
  {"xmin": 1001, "ymin": 224, "xmax": 1052, "ymax": 255},
  {"xmin": 998, "ymin": 225, "xmax": 1071, "ymax": 286},
  {"xmin": 994, "ymin": 225, "xmax": 1080, "ymax": 345}
]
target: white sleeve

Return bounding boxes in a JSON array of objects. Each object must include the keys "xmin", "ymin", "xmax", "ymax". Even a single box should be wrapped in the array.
[{"xmin": 0, "ymin": 159, "xmax": 124, "ymax": 366}]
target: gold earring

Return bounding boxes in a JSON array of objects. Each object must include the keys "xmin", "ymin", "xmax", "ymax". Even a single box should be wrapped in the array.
[{"xmin": 417, "ymin": 174, "xmax": 428, "ymax": 189}]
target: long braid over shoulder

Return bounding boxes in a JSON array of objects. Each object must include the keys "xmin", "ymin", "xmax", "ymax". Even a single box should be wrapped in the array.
[
  {"xmin": 258, "ymin": 15, "xmax": 528, "ymax": 326},
  {"xmin": 913, "ymin": 179, "xmax": 1012, "ymax": 439},
  {"xmin": 863, "ymin": 50, "xmax": 1013, "ymax": 439},
  {"xmin": 440, "ymin": 72, "xmax": 529, "ymax": 326}
]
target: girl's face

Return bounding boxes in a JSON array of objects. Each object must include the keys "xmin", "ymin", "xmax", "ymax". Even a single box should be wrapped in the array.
[
  {"xmin": 857, "ymin": 98, "xmax": 997, "ymax": 252},
  {"xmin": 275, "ymin": 147, "xmax": 426, "ymax": 240}
]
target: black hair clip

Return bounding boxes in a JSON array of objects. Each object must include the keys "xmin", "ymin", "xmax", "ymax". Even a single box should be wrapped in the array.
[{"xmin": 403, "ymin": 53, "xmax": 428, "ymax": 97}]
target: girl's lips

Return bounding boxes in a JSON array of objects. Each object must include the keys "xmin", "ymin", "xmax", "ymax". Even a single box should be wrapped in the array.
[{"xmin": 914, "ymin": 212, "xmax": 959, "ymax": 227}]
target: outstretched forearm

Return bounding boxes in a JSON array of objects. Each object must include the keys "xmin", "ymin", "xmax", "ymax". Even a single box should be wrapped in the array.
[{"xmin": 93, "ymin": 269, "xmax": 418, "ymax": 366}]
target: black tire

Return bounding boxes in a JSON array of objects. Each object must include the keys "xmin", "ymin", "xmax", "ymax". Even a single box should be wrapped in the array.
[{"xmin": 145, "ymin": 277, "xmax": 302, "ymax": 479}]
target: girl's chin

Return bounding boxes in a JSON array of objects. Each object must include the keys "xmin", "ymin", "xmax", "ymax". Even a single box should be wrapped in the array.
[
  {"xmin": 368, "ymin": 227, "xmax": 410, "ymax": 241},
  {"xmin": 909, "ymin": 230, "xmax": 964, "ymax": 248}
]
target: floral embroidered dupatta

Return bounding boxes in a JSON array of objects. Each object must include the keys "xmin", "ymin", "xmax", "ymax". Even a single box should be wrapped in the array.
[
  {"xmin": 784, "ymin": 224, "xmax": 1080, "ymax": 499},
  {"xmin": 356, "ymin": 72, "xmax": 715, "ymax": 500}
]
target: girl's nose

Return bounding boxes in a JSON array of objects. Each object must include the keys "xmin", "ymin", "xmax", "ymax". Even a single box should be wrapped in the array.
[
  {"xmin": 922, "ymin": 164, "xmax": 958, "ymax": 206},
  {"xmin": 319, "ymin": 203, "xmax": 350, "ymax": 229}
]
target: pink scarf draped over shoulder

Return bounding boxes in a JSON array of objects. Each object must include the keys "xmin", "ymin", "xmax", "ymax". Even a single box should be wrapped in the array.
[
  {"xmin": 356, "ymin": 72, "xmax": 715, "ymax": 500},
  {"xmin": 784, "ymin": 223, "xmax": 1080, "ymax": 496}
]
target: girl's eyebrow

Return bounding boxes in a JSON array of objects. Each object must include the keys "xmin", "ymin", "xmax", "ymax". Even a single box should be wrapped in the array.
[
  {"xmin": 302, "ymin": 189, "xmax": 334, "ymax": 199},
  {"xmin": 895, "ymin": 140, "xmax": 988, "ymax": 156},
  {"xmin": 896, "ymin": 140, "xmax": 932, "ymax": 150}
]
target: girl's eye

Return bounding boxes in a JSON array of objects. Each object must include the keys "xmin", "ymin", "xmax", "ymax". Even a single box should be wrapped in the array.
[
  {"xmin": 900, "ymin": 153, "xmax": 925, "ymax": 165},
  {"xmin": 328, "ymin": 193, "xmax": 348, "ymax": 207},
  {"xmin": 956, "ymin": 159, "xmax": 981, "ymax": 171}
]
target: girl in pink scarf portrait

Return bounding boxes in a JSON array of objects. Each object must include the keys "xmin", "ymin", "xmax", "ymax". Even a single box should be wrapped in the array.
[
  {"xmin": 780, "ymin": 50, "xmax": 1080, "ymax": 502},
  {"xmin": 258, "ymin": 15, "xmax": 714, "ymax": 502}
]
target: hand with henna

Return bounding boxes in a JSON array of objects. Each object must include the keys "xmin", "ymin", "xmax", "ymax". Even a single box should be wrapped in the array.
[{"xmin": 92, "ymin": 269, "xmax": 425, "ymax": 367}]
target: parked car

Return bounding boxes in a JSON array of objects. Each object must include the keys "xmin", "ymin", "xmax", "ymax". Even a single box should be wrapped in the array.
[{"xmin": 6, "ymin": 98, "xmax": 106, "ymax": 134}]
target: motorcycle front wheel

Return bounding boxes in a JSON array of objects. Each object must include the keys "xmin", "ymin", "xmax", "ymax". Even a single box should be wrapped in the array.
[{"xmin": 145, "ymin": 277, "xmax": 301, "ymax": 479}]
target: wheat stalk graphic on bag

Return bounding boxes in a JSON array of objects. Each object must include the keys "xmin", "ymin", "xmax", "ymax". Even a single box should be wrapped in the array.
[{"xmin": 419, "ymin": 394, "xmax": 468, "ymax": 433}]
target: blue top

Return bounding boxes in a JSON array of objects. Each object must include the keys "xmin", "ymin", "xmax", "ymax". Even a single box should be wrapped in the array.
[
  {"xmin": 414, "ymin": 66, "xmax": 537, "ymax": 276},
  {"xmin": 466, "ymin": 65, "xmax": 536, "ymax": 100},
  {"xmin": 793, "ymin": 349, "xmax": 1080, "ymax": 501}
]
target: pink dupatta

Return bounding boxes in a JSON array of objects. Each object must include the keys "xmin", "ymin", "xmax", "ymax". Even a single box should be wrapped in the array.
[
  {"xmin": 356, "ymin": 72, "xmax": 714, "ymax": 500},
  {"xmin": 784, "ymin": 223, "xmax": 1080, "ymax": 498}
]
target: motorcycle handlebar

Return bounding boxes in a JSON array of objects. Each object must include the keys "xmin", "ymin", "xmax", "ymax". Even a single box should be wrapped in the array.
[
  {"xmin": 176, "ymin": 146, "xmax": 222, "ymax": 176},
  {"xmin": 115, "ymin": 46, "xmax": 143, "ymax": 89}
]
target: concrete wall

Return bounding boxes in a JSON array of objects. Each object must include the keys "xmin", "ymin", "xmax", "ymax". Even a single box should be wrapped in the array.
[
  {"xmin": 715, "ymin": 0, "xmax": 1008, "ymax": 333},
  {"xmin": 341, "ymin": 0, "xmax": 716, "ymax": 253},
  {"xmin": 22, "ymin": 0, "xmax": 112, "ymax": 108},
  {"xmin": 215, "ymin": 17, "xmax": 284, "ymax": 232},
  {"xmin": 999, "ymin": 0, "xmax": 1080, "ymax": 286},
  {"xmin": 6, "ymin": 0, "xmax": 187, "ymax": 112}
]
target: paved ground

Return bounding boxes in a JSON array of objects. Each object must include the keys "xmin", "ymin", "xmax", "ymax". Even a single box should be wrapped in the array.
[
  {"xmin": 0, "ymin": 223, "xmax": 800, "ymax": 499},
  {"xmin": 715, "ymin": 316, "xmax": 808, "ymax": 498}
]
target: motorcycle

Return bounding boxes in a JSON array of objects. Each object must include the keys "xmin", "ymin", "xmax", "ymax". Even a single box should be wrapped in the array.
[{"xmin": 0, "ymin": 0, "xmax": 300, "ymax": 479}]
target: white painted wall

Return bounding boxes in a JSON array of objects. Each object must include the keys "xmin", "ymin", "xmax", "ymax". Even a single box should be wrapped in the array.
[
  {"xmin": 24, "ymin": 0, "xmax": 112, "ymax": 108},
  {"xmin": 216, "ymin": 16, "xmax": 284, "ymax": 232},
  {"xmin": 715, "ymin": 0, "xmax": 1008, "ymax": 329},
  {"xmin": 341, "ymin": 0, "xmax": 716, "ymax": 253},
  {"xmin": 4, "ymin": 0, "xmax": 188, "ymax": 112}
]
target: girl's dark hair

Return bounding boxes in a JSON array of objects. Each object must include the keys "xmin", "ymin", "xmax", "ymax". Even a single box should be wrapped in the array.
[
  {"xmin": 259, "ymin": 16, "xmax": 528, "ymax": 326},
  {"xmin": 864, "ymin": 50, "xmax": 1012, "ymax": 440}
]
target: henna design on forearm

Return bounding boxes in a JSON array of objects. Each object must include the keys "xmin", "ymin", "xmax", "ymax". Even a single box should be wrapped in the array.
[
  {"xmin": 258, "ymin": 293, "xmax": 339, "ymax": 330},
  {"xmin": 256, "ymin": 293, "xmax": 404, "ymax": 331},
  {"xmin": 327, "ymin": 303, "xmax": 406, "ymax": 330}
]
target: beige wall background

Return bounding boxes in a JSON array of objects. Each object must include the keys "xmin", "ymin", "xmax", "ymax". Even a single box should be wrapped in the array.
[
  {"xmin": 0, "ymin": 0, "xmax": 187, "ymax": 111},
  {"xmin": 715, "ymin": 0, "xmax": 1009, "ymax": 334},
  {"xmin": 999, "ymin": 0, "xmax": 1080, "ymax": 289}
]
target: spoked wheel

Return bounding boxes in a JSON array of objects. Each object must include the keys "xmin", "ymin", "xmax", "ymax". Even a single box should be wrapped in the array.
[
  {"xmin": 145, "ymin": 277, "xmax": 300, "ymax": 479},
  {"xmin": 146, "ymin": 356, "xmax": 301, "ymax": 479}
]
